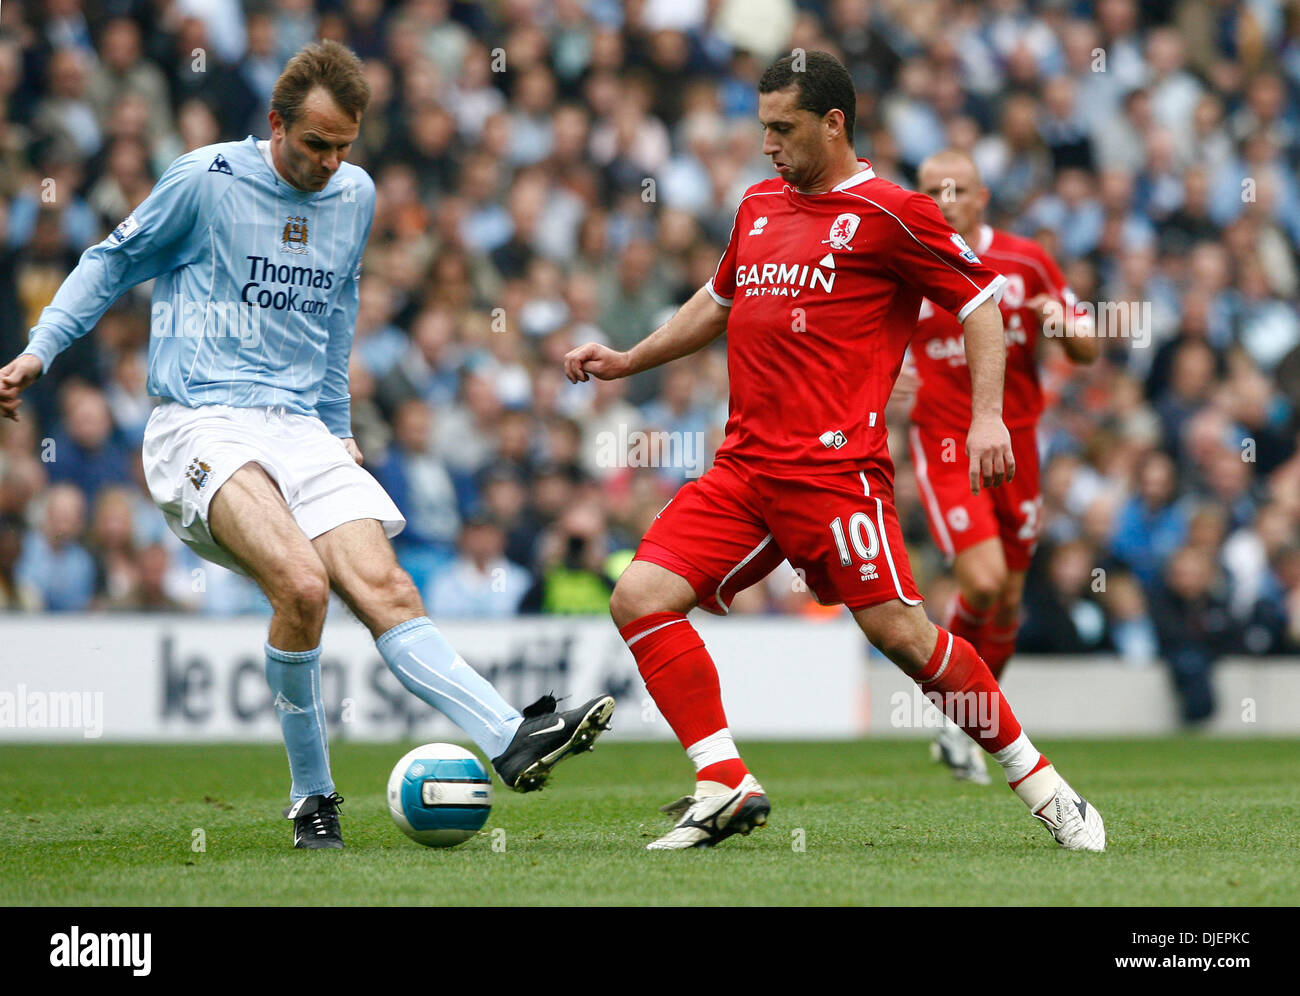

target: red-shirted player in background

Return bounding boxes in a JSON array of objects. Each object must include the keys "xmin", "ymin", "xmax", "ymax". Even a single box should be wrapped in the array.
[
  {"xmin": 904, "ymin": 149, "xmax": 1098, "ymax": 784},
  {"xmin": 564, "ymin": 53, "xmax": 1105, "ymax": 852}
]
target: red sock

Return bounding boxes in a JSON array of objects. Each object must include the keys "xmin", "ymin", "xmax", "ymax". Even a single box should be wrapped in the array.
[
  {"xmin": 619, "ymin": 611, "xmax": 748, "ymax": 787},
  {"xmin": 946, "ymin": 592, "xmax": 992, "ymax": 650},
  {"xmin": 982, "ymin": 621, "xmax": 1019, "ymax": 682},
  {"xmin": 915, "ymin": 628, "xmax": 1023, "ymax": 753}
]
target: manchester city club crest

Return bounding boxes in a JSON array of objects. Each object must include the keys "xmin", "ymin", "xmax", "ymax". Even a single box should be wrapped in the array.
[
  {"xmin": 822, "ymin": 212, "xmax": 860, "ymax": 250},
  {"xmin": 185, "ymin": 458, "xmax": 212, "ymax": 491},
  {"xmin": 281, "ymin": 215, "xmax": 309, "ymax": 254}
]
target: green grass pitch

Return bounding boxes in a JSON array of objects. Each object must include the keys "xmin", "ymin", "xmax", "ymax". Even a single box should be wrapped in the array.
[{"xmin": 2, "ymin": 738, "xmax": 1296, "ymax": 906}]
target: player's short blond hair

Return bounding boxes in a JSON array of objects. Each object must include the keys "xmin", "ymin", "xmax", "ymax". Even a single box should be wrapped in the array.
[
  {"xmin": 919, "ymin": 148, "xmax": 982, "ymax": 184},
  {"xmin": 271, "ymin": 40, "xmax": 370, "ymax": 126}
]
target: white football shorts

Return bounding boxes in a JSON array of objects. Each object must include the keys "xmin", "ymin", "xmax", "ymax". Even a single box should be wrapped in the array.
[{"xmin": 142, "ymin": 401, "xmax": 405, "ymax": 575}]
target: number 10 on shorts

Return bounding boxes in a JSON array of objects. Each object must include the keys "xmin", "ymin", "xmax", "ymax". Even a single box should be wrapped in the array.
[{"xmin": 829, "ymin": 512, "xmax": 880, "ymax": 566}]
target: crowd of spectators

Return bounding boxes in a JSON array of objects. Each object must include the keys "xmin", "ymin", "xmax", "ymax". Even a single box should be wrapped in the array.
[{"xmin": 2, "ymin": 1, "xmax": 1299, "ymax": 711}]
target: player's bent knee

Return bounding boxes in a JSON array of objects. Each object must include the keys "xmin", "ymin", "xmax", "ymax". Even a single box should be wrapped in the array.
[
  {"xmin": 386, "ymin": 566, "xmax": 425, "ymax": 615},
  {"xmin": 965, "ymin": 572, "xmax": 1006, "ymax": 608},
  {"xmin": 288, "ymin": 571, "xmax": 331, "ymax": 614},
  {"xmin": 857, "ymin": 604, "xmax": 935, "ymax": 674},
  {"xmin": 956, "ymin": 544, "xmax": 1008, "ymax": 608},
  {"xmin": 271, "ymin": 566, "xmax": 331, "ymax": 628},
  {"xmin": 866, "ymin": 624, "xmax": 912, "ymax": 666},
  {"xmin": 610, "ymin": 561, "xmax": 697, "ymax": 626},
  {"xmin": 347, "ymin": 565, "xmax": 426, "ymax": 635},
  {"xmin": 608, "ymin": 577, "xmax": 642, "ymax": 628},
  {"xmin": 609, "ymin": 574, "xmax": 666, "ymax": 627}
]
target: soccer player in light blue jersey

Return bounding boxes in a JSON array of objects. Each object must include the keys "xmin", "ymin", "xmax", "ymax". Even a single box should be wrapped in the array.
[{"xmin": 0, "ymin": 41, "xmax": 613, "ymax": 849}]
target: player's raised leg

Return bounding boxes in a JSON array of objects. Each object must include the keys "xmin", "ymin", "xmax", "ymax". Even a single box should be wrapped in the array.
[
  {"xmin": 311, "ymin": 517, "xmax": 612, "ymax": 792},
  {"xmin": 311, "ymin": 516, "xmax": 524, "ymax": 754},
  {"xmin": 611, "ymin": 558, "xmax": 770, "ymax": 850},
  {"xmin": 207, "ymin": 463, "xmax": 343, "ymax": 848},
  {"xmin": 854, "ymin": 598, "xmax": 1105, "ymax": 851}
]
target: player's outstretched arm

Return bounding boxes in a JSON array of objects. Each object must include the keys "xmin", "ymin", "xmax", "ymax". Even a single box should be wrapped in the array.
[
  {"xmin": 962, "ymin": 296, "xmax": 1015, "ymax": 495},
  {"xmin": 0, "ymin": 354, "xmax": 44, "ymax": 420},
  {"xmin": 564, "ymin": 285, "xmax": 729, "ymax": 383},
  {"xmin": 9, "ymin": 150, "xmax": 208, "ymax": 422}
]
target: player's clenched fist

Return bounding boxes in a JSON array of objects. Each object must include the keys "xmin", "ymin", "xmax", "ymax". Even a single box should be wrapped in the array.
[
  {"xmin": 965, "ymin": 412, "xmax": 1015, "ymax": 494},
  {"xmin": 564, "ymin": 342, "xmax": 630, "ymax": 383},
  {"xmin": 0, "ymin": 354, "xmax": 43, "ymax": 421}
]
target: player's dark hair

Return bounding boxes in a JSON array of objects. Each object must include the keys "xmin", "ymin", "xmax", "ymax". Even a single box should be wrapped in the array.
[
  {"xmin": 758, "ymin": 51, "xmax": 856, "ymax": 143},
  {"xmin": 272, "ymin": 40, "xmax": 371, "ymax": 126}
]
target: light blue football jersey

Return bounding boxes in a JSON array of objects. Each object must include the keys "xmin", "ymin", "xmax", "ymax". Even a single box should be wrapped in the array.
[{"xmin": 22, "ymin": 137, "xmax": 375, "ymax": 437}]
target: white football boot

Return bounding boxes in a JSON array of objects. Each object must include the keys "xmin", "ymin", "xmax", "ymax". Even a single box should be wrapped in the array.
[
  {"xmin": 1025, "ymin": 774, "xmax": 1106, "ymax": 852},
  {"xmin": 647, "ymin": 774, "xmax": 770, "ymax": 850},
  {"xmin": 931, "ymin": 717, "xmax": 992, "ymax": 785}
]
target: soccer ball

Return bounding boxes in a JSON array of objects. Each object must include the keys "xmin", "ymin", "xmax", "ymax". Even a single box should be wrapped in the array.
[{"xmin": 387, "ymin": 743, "xmax": 493, "ymax": 848}]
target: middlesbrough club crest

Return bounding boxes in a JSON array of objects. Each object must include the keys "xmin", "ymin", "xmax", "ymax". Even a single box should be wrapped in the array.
[
  {"xmin": 281, "ymin": 216, "xmax": 309, "ymax": 254},
  {"xmin": 822, "ymin": 212, "xmax": 860, "ymax": 250}
]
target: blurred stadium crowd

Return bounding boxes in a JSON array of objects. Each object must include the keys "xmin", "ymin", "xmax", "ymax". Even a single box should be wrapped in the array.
[{"xmin": 1, "ymin": 0, "xmax": 1298, "ymax": 689}]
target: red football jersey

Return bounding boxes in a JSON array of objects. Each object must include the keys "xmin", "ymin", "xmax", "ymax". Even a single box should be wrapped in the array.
[
  {"xmin": 910, "ymin": 225, "xmax": 1078, "ymax": 433},
  {"xmin": 707, "ymin": 162, "xmax": 1006, "ymax": 476}
]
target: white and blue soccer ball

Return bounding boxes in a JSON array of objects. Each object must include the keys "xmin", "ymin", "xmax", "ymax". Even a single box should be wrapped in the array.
[{"xmin": 387, "ymin": 743, "xmax": 493, "ymax": 848}]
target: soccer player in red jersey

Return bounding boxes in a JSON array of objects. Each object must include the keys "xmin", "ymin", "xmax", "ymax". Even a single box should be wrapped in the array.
[
  {"xmin": 564, "ymin": 53, "xmax": 1104, "ymax": 851},
  {"xmin": 906, "ymin": 149, "xmax": 1098, "ymax": 784}
]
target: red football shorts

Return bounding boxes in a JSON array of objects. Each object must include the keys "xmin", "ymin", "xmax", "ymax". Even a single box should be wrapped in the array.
[
  {"xmin": 636, "ymin": 457, "xmax": 922, "ymax": 614},
  {"xmin": 908, "ymin": 422, "xmax": 1042, "ymax": 571}
]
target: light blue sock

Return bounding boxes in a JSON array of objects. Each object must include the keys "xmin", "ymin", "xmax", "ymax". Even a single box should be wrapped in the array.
[
  {"xmin": 377, "ymin": 617, "xmax": 524, "ymax": 758},
  {"xmin": 265, "ymin": 644, "xmax": 334, "ymax": 801}
]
